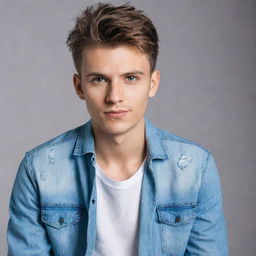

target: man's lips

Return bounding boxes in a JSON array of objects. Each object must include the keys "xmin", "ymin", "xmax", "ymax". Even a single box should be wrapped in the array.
[{"xmin": 104, "ymin": 110, "xmax": 129, "ymax": 118}]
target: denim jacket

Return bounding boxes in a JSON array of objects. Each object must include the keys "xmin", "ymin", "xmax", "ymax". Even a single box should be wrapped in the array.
[{"xmin": 7, "ymin": 118, "xmax": 228, "ymax": 256}]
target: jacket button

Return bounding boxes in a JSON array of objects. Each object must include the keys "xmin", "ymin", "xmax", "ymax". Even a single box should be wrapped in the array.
[
  {"xmin": 59, "ymin": 217, "xmax": 65, "ymax": 225},
  {"xmin": 175, "ymin": 216, "xmax": 181, "ymax": 223},
  {"xmin": 92, "ymin": 199, "xmax": 96, "ymax": 204}
]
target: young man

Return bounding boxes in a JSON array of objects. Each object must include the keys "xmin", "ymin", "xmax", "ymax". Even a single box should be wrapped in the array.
[{"xmin": 7, "ymin": 3, "xmax": 228, "ymax": 256}]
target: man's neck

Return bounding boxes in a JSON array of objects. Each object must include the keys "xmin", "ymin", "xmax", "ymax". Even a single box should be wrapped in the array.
[{"xmin": 92, "ymin": 119, "xmax": 147, "ymax": 180}]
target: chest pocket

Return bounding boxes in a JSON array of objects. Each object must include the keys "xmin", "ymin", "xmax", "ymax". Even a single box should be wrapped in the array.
[
  {"xmin": 156, "ymin": 205, "xmax": 196, "ymax": 256},
  {"xmin": 41, "ymin": 205, "xmax": 83, "ymax": 229},
  {"xmin": 41, "ymin": 205, "xmax": 87, "ymax": 256}
]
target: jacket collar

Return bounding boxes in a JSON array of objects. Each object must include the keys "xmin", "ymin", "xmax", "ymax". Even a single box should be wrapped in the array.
[
  {"xmin": 73, "ymin": 120, "xmax": 95, "ymax": 156},
  {"xmin": 73, "ymin": 117, "xmax": 169, "ymax": 160},
  {"xmin": 144, "ymin": 118, "xmax": 168, "ymax": 160}
]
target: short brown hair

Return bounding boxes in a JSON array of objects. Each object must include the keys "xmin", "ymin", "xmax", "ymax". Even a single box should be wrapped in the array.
[{"xmin": 66, "ymin": 3, "xmax": 159, "ymax": 73}]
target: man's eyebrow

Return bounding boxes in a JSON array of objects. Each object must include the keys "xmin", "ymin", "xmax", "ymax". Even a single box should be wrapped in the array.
[
  {"xmin": 122, "ymin": 70, "xmax": 145, "ymax": 76},
  {"xmin": 86, "ymin": 72, "xmax": 105, "ymax": 78},
  {"xmin": 86, "ymin": 70, "xmax": 145, "ymax": 78}
]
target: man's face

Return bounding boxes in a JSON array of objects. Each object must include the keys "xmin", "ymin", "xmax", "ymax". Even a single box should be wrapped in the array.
[{"xmin": 73, "ymin": 45, "xmax": 160, "ymax": 137}]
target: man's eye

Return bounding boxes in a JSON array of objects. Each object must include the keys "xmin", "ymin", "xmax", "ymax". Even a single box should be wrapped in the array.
[
  {"xmin": 126, "ymin": 75, "xmax": 137, "ymax": 81},
  {"xmin": 92, "ymin": 77, "xmax": 107, "ymax": 83}
]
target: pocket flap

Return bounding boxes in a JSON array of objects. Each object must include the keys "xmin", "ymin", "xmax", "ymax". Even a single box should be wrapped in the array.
[
  {"xmin": 156, "ymin": 205, "xmax": 196, "ymax": 226},
  {"xmin": 41, "ymin": 205, "xmax": 83, "ymax": 229}
]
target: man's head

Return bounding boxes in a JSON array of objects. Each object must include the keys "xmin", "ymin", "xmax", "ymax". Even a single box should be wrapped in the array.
[
  {"xmin": 66, "ymin": 3, "xmax": 159, "ymax": 74},
  {"xmin": 67, "ymin": 3, "xmax": 160, "ymax": 137}
]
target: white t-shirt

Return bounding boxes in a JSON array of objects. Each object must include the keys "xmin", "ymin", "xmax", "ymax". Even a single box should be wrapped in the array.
[{"xmin": 93, "ymin": 157, "xmax": 146, "ymax": 256}]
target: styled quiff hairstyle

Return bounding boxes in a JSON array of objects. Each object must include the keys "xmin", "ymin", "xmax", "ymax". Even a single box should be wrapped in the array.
[{"xmin": 66, "ymin": 3, "xmax": 159, "ymax": 74}]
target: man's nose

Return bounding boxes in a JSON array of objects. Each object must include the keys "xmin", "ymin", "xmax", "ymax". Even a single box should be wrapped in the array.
[{"xmin": 105, "ymin": 80, "xmax": 123, "ymax": 104}]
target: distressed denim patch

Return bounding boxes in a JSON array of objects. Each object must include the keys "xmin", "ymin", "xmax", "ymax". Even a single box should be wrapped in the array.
[
  {"xmin": 177, "ymin": 154, "xmax": 193, "ymax": 170},
  {"xmin": 48, "ymin": 149, "xmax": 56, "ymax": 165}
]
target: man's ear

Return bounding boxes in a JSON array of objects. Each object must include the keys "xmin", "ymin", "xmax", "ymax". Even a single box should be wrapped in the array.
[
  {"xmin": 73, "ymin": 74, "xmax": 85, "ymax": 100},
  {"xmin": 149, "ymin": 70, "xmax": 160, "ymax": 98}
]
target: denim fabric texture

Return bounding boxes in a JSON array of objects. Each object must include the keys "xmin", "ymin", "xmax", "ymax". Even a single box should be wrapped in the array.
[{"xmin": 7, "ymin": 118, "xmax": 228, "ymax": 256}]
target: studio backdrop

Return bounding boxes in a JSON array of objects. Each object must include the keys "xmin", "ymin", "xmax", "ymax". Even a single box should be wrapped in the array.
[{"xmin": 0, "ymin": 0, "xmax": 255, "ymax": 255}]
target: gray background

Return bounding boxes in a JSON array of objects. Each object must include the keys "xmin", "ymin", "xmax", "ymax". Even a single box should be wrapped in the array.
[{"xmin": 1, "ymin": 0, "xmax": 255, "ymax": 255}]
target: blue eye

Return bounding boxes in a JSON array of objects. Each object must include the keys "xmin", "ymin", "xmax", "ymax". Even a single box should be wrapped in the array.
[
  {"xmin": 126, "ymin": 75, "xmax": 137, "ymax": 81},
  {"xmin": 92, "ymin": 77, "xmax": 107, "ymax": 83}
]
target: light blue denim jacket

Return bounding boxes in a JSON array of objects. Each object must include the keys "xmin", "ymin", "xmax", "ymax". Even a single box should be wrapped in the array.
[{"xmin": 7, "ymin": 118, "xmax": 228, "ymax": 256}]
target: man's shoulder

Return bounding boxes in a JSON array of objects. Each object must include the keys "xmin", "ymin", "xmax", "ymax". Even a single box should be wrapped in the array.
[
  {"xmin": 25, "ymin": 123, "xmax": 85, "ymax": 158},
  {"xmin": 154, "ymin": 126, "xmax": 213, "ymax": 181},
  {"xmin": 156, "ymin": 125, "xmax": 210, "ymax": 156}
]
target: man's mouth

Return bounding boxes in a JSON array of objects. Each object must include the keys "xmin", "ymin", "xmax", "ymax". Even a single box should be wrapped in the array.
[{"xmin": 104, "ymin": 110, "xmax": 129, "ymax": 118}]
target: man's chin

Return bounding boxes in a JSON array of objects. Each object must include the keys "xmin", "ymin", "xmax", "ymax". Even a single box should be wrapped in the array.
[
  {"xmin": 101, "ymin": 125, "xmax": 129, "ymax": 137},
  {"xmin": 92, "ymin": 116, "xmax": 143, "ymax": 137}
]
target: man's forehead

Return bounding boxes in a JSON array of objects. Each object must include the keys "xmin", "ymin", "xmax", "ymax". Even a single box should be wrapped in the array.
[{"xmin": 80, "ymin": 45, "xmax": 151, "ymax": 75}]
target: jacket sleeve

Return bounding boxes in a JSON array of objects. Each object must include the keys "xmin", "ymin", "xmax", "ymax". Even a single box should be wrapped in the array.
[
  {"xmin": 7, "ymin": 154, "xmax": 53, "ymax": 256},
  {"xmin": 185, "ymin": 153, "xmax": 229, "ymax": 256}
]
